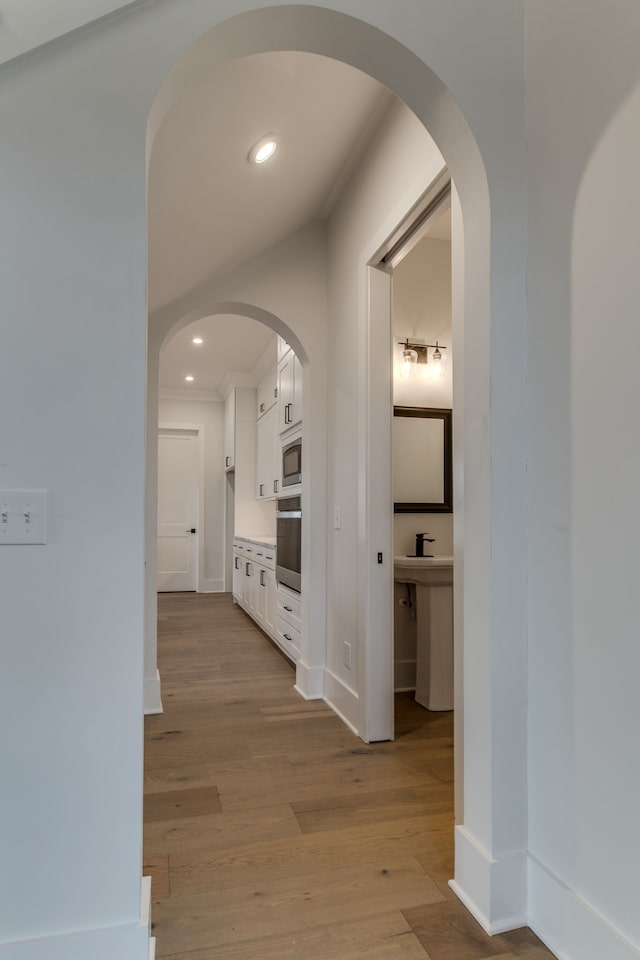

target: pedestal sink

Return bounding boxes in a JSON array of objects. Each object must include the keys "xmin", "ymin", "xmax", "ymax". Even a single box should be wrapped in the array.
[{"xmin": 394, "ymin": 555, "xmax": 453, "ymax": 711}]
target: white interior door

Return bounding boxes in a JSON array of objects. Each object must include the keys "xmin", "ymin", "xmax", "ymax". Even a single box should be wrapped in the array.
[{"xmin": 157, "ymin": 431, "xmax": 199, "ymax": 592}]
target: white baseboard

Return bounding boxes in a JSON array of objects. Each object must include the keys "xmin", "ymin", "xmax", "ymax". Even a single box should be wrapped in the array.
[
  {"xmin": 528, "ymin": 854, "xmax": 640, "ymax": 960},
  {"xmin": 323, "ymin": 668, "xmax": 361, "ymax": 737},
  {"xmin": 142, "ymin": 875, "xmax": 155, "ymax": 960},
  {"xmin": 143, "ymin": 669, "xmax": 163, "ymax": 715},
  {"xmin": 199, "ymin": 578, "xmax": 224, "ymax": 593},
  {"xmin": 0, "ymin": 883, "xmax": 152, "ymax": 960},
  {"xmin": 451, "ymin": 825, "xmax": 528, "ymax": 934},
  {"xmin": 294, "ymin": 660, "xmax": 324, "ymax": 700}
]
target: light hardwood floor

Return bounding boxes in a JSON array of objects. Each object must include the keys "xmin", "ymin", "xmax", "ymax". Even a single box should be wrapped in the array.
[{"xmin": 144, "ymin": 592, "xmax": 555, "ymax": 960}]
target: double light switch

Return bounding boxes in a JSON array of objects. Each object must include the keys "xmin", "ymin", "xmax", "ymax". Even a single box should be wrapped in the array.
[{"xmin": 0, "ymin": 490, "xmax": 47, "ymax": 544}]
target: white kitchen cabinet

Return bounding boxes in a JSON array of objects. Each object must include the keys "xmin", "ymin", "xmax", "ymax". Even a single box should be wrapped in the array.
[
  {"xmin": 277, "ymin": 350, "xmax": 302, "ymax": 434},
  {"xmin": 257, "ymin": 364, "xmax": 278, "ymax": 419},
  {"xmin": 232, "ymin": 552, "xmax": 243, "ymax": 600},
  {"xmin": 232, "ymin": 539, "xmax": 286, "ymax": 655},
  {"xmin": 263, "ymin": 566, "xmax": 277, "ymax": 637},
  {"xmin": 256, "ymin": 405, "xmax": 281, "ymax": 500},
  {"xmin": 225, "ymin": 386, "xmax": 257, "ymax": 472},
  {"xmin": 254, "ymin": 565, "xmax": 277, "ymax": 634},
  {"xmin": 224, "ymin": 389, "xmax": 236, "ymax": 470},
  {"xmin": 277, "ymin": 335, "xmax": 291, "ymax": 363},
  {"xmin": 276, "ymin": 583, "xmax": 302, "ymax": 660}
]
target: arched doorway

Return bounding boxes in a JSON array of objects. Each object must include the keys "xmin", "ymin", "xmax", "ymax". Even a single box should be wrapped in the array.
[{"xmin": 144, "ymin": 5, "xmax": 527, "ymax": 938}]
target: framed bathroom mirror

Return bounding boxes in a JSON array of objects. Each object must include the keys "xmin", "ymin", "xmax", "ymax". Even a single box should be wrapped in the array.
[{"xmin": 393, "ymin": 406, "xmax": 452, "ymax": 513}]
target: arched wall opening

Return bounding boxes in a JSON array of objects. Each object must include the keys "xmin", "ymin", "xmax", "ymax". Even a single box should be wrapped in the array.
[
  {"xmin": 144, "ymin": 1, "xmax": 528, "ymax": 939},
  {"xmin": 147, "ymin": 298, "xmax": 325, "ymax": 710}
]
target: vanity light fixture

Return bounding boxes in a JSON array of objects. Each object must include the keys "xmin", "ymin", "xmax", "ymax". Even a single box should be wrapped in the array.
[
  {"xmin": 192, "ymin": 337, "xmax": 203, "ymax": 345},
  {"xmin": 398, "ymin": 338, "xmax": 447, "ymax": 380},
  {"xmin": 248, "ymin": 134, "xmax": 277, "ymax": 165}
]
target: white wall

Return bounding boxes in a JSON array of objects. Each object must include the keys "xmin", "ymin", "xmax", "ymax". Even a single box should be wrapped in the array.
[
  {"xmin": 525, "ymin": 2, "xmax": 640, "ymax": 957},
  {"xmin": 325, "ymin": 99, "xmax": 448, "ymax": 726},
  {"xmin": 158, "ymin": 396, "xmax": 225, "ymax": 592},
  {"xmin": 0, "ymin": 2, "xmax": 530, "ymax": 957}
]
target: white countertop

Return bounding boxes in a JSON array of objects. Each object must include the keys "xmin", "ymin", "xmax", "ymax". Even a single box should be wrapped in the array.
[
  {"xmin": 234, "ymin": 535, "xmax": 277, "ymax": 550},
  {"xmin": 394, "ymin": 554, "xmax": 453, "ymax": 568}
]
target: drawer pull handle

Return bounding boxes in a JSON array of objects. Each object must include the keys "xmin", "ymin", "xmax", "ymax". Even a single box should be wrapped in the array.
[
  {"xmin": 284, "ymin": 605, "xmax": 293, "ymax": 612},
  {"xmin": 283, "ymin": 633, "xmax": 293, "ymax": 642}
]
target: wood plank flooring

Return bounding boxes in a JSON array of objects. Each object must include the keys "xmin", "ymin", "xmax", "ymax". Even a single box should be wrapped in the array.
[{"xmin": 145, "ymin": 592, "xmax": 555, "ymax": 960}]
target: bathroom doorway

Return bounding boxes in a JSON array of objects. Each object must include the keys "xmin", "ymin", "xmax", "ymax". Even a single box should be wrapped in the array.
[
  {"xmin": 364, "ymin": 173, "xmax": 460, "ymax": 763},
  {"xmin": 387, "ymin": 183, "xmax": 454, "ymax": 724}
]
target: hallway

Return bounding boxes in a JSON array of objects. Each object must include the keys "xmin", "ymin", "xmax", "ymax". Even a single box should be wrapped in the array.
[{"xmin": 144, "ymin": 593, "xmax": 552, "ymax": 959}]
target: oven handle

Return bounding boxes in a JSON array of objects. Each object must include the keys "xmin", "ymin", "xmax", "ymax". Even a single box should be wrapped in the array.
[{"xmin": 276, "ymin": 511, "xmax": 301, "ymax": 519}]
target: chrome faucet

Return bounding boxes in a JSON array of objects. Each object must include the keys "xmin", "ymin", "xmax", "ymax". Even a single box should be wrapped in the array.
[{"xmin": 415, "ymin": 532, "xmax": 435, "ymax": 557}]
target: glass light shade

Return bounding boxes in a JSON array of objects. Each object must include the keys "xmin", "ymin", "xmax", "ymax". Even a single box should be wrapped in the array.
[
  {"xmin": 425, "ymin": 346, "xmax": 446, "ymax": 381},
  {"xmin": 401, "ymin": 347, "xmax": 418, "ymax": 379}
]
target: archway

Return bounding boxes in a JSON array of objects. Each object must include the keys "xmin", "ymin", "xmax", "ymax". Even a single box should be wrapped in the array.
[
  {"xmin": 147, "ymin": 296, "xmax": 325, "ymax": 713},
  {"xmin": 145, "ymin": 2, "xmax": 527, "ymax": 939}
]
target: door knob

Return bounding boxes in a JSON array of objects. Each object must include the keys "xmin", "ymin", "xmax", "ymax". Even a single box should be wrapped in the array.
[{"xmin": 185, "ymin": 528, "xmax": 196, "ymax": 534}]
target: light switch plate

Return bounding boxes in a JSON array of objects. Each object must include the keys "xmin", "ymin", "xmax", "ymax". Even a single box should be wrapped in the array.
[{"xmin": 0, "ymin": 490, "xmax": 47, "ymax": 544}]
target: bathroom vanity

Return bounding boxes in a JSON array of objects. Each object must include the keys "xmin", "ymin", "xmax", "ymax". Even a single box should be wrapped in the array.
[{"xmin": 394, "ymin": 554, "xmax": 453, "ymax": 711}]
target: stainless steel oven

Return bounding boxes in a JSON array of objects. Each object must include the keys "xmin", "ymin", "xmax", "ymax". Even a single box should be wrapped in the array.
[
  {"xmin": 282, "ymin": 435, "xmax": 302, "ymax": 488},
  {"xmin": 276, "ymin": 495, "xmax": 301, "ymax": 593}
]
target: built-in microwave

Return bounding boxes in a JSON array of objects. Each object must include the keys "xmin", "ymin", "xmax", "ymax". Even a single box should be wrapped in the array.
[{"xmin": 282, "ymin": 435, "xmax": 302, "ymax": 488}]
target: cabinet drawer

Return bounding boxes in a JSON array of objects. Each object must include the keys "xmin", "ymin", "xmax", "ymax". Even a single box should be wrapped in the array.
[
  {"xmin": 277, "ymin": 588, "xmax": 301, "ymax": 630},
  {"xmin": 253, "ymin": 548, "xmax": 276, "ymax": 570},
  {"xmin": 276, "ymin": 617, "xmax": 301, "ymax": 659}
]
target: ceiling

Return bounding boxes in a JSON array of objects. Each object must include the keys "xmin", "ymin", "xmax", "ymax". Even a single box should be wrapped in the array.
[
  {"xmin": 151, "ymin": 50, "xmax": 393, "ymax": 391},
  {"xmin": 149, "ymin": 51, "xmax": 392, "ymax": 314},
  {"xmin": 159, "ymin": 314, "xmax": 275, "ymax": 393}
]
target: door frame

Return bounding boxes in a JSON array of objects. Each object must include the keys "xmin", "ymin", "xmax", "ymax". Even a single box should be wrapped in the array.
[
  {"xmin": 359, "ymin": 170, "xmax": 462, "ymax": 759},
  {"xmin": 158, "ymin": 423, "xmax": 206, "ymax": 592}
]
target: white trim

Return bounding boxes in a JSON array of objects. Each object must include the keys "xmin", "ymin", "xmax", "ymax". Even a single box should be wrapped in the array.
[
  {"xmin": 294, "ymin": 660, "xmax": 324, "ymax": 700},
  {"xmin": 451, "ymin": 825, "xmax": 528, "ymax": 933},
  {"xmin": 323, "ymin": 668, "xmax": 361, "ymax": 738},
  {"xmin": 0, "ymin": 883, "xmax": 152, "ymax": 960},
  {"xmin": 159, "ymin": 387, "xmax": 222, "ymax": 403},
  {"xmin": 200, "ymin": 578, "xmax": 225, "ymax": 593},
  {"xmin": 528, "ymin": 854, "xmax": 640, "ymax": 960},
  {"xmin": 324, "ymin": 698, "xmax": 360, "ymax": 739},
  {"xmin": 358, "ymin": 166, "xmax": 451, "ymax": 746},
  {"xmin": 219, "ymin": 370, "xmax": 257, "ymax": 398},
  {"xmin": 143, "ymin": 669, "xmax": 163, "ymax": 715},
  {"xmin": 158, "ymin": 422, "xmax": 205, "ymax": 593}
]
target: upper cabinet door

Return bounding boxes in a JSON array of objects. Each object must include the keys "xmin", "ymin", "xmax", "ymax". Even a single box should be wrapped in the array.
[
  {"xmin": 224, "ymin": 389, "xmax": 236, "ymax": 470},
  {"xmin": 257, "ymin": 364, "xmax": 277, "ymax": 419},
  {"xmin": 291, "ymin": 352, "xmax": 303, "ymax": 427},
  {"xmin": 277, "ymin": 335, "xmax": 291, "ymax": 363},
  {"xmin": 277, "ymin": 351, "xmax": 302, "ymax": 434}
]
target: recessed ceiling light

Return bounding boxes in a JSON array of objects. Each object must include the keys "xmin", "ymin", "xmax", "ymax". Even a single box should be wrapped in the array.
[
  {"xmin": 192, "ymin": 337, "xmax": 203, "ymax": 345},
  {"xmin": 249, "ymin": 134, "xmax": 277, "ymax": 165},
  {"xmin": 185, "ymin": 375, "xmax": 195, "ymax": 382}
]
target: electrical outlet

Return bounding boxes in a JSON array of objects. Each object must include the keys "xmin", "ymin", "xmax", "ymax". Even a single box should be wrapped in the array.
[
  {"xmin": 343, "ymin": 641, "xmax": 351, "ymax": 669},
  {"xmin": 334, "ymin": 507, "xmax": 341, "ymax": 530}
]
